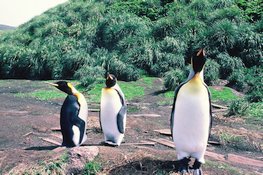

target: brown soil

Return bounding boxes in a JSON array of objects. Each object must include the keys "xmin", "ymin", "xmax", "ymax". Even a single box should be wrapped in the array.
[{"xmin": 0, "ymin": 79, "xmax": 262, "ymax": 175}]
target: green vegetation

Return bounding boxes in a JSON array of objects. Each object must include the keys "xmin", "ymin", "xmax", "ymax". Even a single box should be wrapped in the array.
[
  {"xmin": 0, "ymin": 0, "xmax": 262, "ymax": 118},
  {"xmin": 164, "ymin": 87, "xmax": 238, "ymax": 102},
  {"xmin": 42, "ymin": 152, "xmax": 69, "ymax": 175},
  {"xmin": 164, "ymin": 69, "xmax": 186, "ymax": 90},
  {"xmin": 205, "ymin": 160, "xmax": 244, "ymax": 175},
  {"xmin": 246, "ymin": 102, "xmax": 263, "ymax": 119},
  {"xmin": 88, "ymin": 79, "xmax": 145, "ymax": 103},
  {"xmin": 15, "ymin": 89, "xmax": 66, "ymax": 100},
  {"xmin": 219, "ymin": 132, "xmax": 260, "ymax": 152},
  {"xmin": 19, "ymin": 152, "xmax": 69, "ymax": 175},
  {"xmin": 13, "ymin": 78, "xmax": 145, "ymax": 103},
  {"xmin": 228, "ymin": 99, "xmax": 263, "ymax": 120},
  {"xmin": 83, "ymin": 161, "xmax": 101, "ymax": 175},
  {"xmin": 141, "ymin": 76, "xmax": 156, "ymax": 87},
  {"xmin": 128, "ymin": 105, "xmax": 140, "ymax": 113},
  {"xmin": 209, "ymin": 87, "xmax": 238, "ymax": 101},
  {"xmin": 227, "ymin": 99, "xmax": 249, "ymax": 116}
]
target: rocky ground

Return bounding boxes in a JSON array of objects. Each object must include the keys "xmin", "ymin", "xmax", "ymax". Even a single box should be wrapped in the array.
[{"xmin": 0, "ymin": 79, "xmax": 262, "ymax": 175}]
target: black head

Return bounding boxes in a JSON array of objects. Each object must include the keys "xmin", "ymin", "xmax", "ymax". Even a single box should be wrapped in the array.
[
  {"xmin": 47, "ymin": 81, "xmax": 74, "ymax": 95},
  {"xmin": 192, "ymin": 48, "xmax": 206, "ymax": 73},
  {"xmin": 106, "ymin": 74, "xmax": 117, "ymax": 88}
]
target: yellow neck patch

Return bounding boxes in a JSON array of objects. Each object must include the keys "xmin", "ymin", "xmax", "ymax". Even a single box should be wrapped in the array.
[{"xmin": 183, "ymin": 73, "xmax": 204, "ymax": 93}]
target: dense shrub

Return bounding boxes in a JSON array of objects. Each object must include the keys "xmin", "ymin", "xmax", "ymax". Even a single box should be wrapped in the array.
[
  {"xmin": 108, "ymin": 58, "xmax": 141, "ymax": 81},
  {"xmin": 227, "ymin": 68, "xmax": 247, "ymax": 92},
  {"xmin": 151, "ymin": 53, "xmax": 185, "ymax": 76},
  {"xmin": 59, "ymin": 50, "xmax": 92, "ymax": 79},
  {"xmin": 227, "ymin": 99, "xmax": 249, "ymax": 117},
  {"xmin": 109, "ymin": 0, "xmax": 164, "ymax": 21},
  {"xmin": 235, "ymin": 0, "xmax": 263, "ymax": 22},
  {"xmin": 204, "ymin": 59, "xmax": 220, "ymax": 85},
  {"xmin": 216, "ymin": 53, "xmax": 244, "ymax": 79},
  {"xmin": 74, "ymin": 66, "xmax": 105, "ymax": 87},
  {"xmin": 164, "ymin": 69, "xmax": 186, "ymax": 90},
  {"xmin": 245, "ymin": 66, "xmax": 263, "ymax": 102}
]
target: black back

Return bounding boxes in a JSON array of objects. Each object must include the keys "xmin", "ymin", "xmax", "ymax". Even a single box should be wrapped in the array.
[{"xmin": 60, "ymin": 95, "xmax": 85, "ymax": 147}]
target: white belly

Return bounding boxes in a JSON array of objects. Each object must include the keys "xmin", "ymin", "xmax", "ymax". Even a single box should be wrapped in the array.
[
  {"xmin": 172, "ymin": 83, "xmax": 210, "ymax": 162},
  {"xmin": 100, "ymin": 88, "xmax": 123, "ymax": 145}
]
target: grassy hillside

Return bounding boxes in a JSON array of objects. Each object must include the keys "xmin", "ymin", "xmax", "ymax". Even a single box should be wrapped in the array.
[{"xmin": 0, "ymin": 0, "xmax": 262, "ymax": 105}]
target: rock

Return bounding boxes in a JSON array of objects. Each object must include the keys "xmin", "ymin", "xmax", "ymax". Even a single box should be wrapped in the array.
[{"xmin": 66, "ymin": 146, "xmax": 99, "ymax": 174}]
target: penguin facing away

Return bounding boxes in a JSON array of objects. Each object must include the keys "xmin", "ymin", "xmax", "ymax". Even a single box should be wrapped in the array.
[
  {"xmin": 170, "ymin": 49, "xmax": 212, "ymax": 175},
  {"xmin": 48, "ymin": 81, "xmax": 88, "ymax": 147},
  {"xmin": 100, "ymin": 74, "xmax": 127, "ymax": 146}
]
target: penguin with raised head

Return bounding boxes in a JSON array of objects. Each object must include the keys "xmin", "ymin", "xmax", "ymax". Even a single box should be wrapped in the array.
[
  {"xmin": 48, "ymin": 81, "xmax": 88, "ymax": 147},
  {"xmin": 100, "ymin": 74, "xmax": 127, "ymax": 146},
  {"xmin": 170, "ymin": 49, "xmax": 212, "ymax": 175}
]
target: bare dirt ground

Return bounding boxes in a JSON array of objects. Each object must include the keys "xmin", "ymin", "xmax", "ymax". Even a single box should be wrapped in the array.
[{"xmin": 0, "ymin": 79, "xmax": 262, "ymax": 175}]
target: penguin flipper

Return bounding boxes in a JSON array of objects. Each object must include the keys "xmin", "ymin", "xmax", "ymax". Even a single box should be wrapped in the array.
[
  {"xmin": 72, "ymin": 116, "xmax": 86, "ymax": 145},
  {"xmin": 99, "ymin": 112, "xmax": 103, "ymax": 132},
  {"xmin": 204, "ymin": 84, "xmax": 213, "ymax": 140},
  {"xmin": 114, "ymin": 88, "xmax": 127, "ymax": 134},
  {"xmin": 117, "ymin": 105, "xmax": 127, "ymax": 134}
]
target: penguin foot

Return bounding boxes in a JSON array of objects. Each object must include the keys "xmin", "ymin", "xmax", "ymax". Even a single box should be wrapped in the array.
[
  {"xmin": 178, "ymin": 157, "xmax": 190, "ymax": 174},
  {"xmin": 193, "ymin": 169, "xmax": 203, "ymax": 175},
  {"xmin": 180, "ymin": 169, "xmax": 188, "ymax": 175},
  {"xmin": 191, "ymin": 159, "xmax": 203, "ymax": 175},
  {"xmin": 103, "ymin": 141, "xmax": 119, "ymax": 147}
]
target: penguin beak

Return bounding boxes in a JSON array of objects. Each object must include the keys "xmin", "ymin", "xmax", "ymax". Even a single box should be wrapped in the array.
[
  {"xmin": 197, "ymin": 49, "xmax": 205, "ymax": 57},
  {"xmin": 107, "ymin": 74, "xmax": 113, "ymax": 80},
  {"xmin": 46, "ymin": 82, "xmax": 59, "ymax": 87}
]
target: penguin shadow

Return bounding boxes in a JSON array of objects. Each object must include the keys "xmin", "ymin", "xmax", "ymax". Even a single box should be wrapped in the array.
[
  {"xmin": 24, "ymin": 142, "xmax": 116, "ymax": 151},
  {"xmin": 108, "ymin": 158, "xmax": 180, "ymax": 175},
  {"xmin": 150, "ymin": 89, "xmax": 170, "ymax": 96},
  {"xmin": 24, "ymin": 145, "xmax": 59, "ymax": 151}
]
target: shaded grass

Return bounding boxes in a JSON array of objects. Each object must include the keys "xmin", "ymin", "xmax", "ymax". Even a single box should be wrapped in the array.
[
  {"xmin": 219, "ymin": 132, "xmax": 261, "ymax": 152},
  {"xmin": 205, "ymin": 160, "xmax": 245, "ymax": 175}
]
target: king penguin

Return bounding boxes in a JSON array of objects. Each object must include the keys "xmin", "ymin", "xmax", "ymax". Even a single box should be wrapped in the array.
[
  {"xmin": 100, "ymin": 74, "xmax": 127, "ymax": 146},
  {"xmin": 48, "ymin": 81, "xmax": 88, "ymax": 147},
  {"xmin": 170, "ymin": 49, "xmax": 212, "ymax": 175}
]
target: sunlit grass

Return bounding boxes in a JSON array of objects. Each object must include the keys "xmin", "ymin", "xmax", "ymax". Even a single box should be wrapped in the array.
[
  {"xmin": 15, "ymin": 89, "xmax": 66, "ymax": 100},
  {"xmin": 141, "ymin": 76, "xmax": 156, "ymax": 86},
  {"xmin": 163, "ymin": 87, "xmax": 238, "ymax": 102},
  {"xmin": 209, "ymin": 87, "xmax": 238, "ymax": 101},
  {"xmin": 14, "ymin": 80, "xmax": 80, "ymax": 100},
  {"xmin": 88, "ymin": 79, "xmax": 145, "ymax": 103}
]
